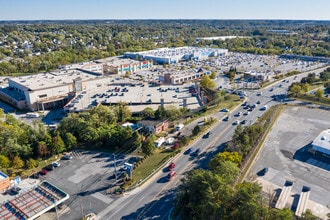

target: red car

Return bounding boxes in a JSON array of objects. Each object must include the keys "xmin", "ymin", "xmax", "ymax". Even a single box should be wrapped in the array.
[
  {"xmin": 168, "ymin": 162, "xmax": 176, "ymax": 171},
  {"xmin": 171, "ymin": 142, "xmax": 180, "ymax": 150},
  {"xmin": 168, "ymin": 170, "xmax": 177, "ymax": 181},
  {"xmin": 39, "ymin": 169, "xmax": 48, "ymax": 175}
]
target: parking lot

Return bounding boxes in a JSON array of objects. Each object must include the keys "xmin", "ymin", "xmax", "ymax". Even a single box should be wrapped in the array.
[
  {"xmin": 36, "ymin": 151, "xmax": 134, "ymax": 220},
  {"xmin": 65, "ymin": 82, "xmax": 202, "ymax": 113},
  {"xmin": 249, "ymin": 106, "xmax": 330, "ymax": 218}
]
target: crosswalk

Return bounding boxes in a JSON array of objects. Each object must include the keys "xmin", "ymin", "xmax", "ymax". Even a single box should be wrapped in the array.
[{"xmin": 71, "ymin": 150, "xmax": 83, "ymax": 159}]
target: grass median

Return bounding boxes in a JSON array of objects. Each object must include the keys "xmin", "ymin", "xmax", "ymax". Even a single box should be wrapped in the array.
[{"xmin": 128, "ymin": 148, "xmax": 174, "ymax": 187}]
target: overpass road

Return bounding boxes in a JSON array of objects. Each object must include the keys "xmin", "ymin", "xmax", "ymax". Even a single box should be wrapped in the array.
[{"xmin": 96, "ymin": 66, "xmax": 329, "ymax": 220}]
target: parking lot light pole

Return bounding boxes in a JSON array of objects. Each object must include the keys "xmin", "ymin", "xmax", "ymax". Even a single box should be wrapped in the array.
[{"xmin": 113, "ymin": 154, "xmax": 117, "ymax": 182}]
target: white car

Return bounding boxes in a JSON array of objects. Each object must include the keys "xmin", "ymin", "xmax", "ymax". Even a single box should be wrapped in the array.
[
  {"xmin": 62, "ymin": 155, "xmax": 73, "ymax": 160},
  {"xmin": 52, "ymin": 162, "xmax": 61, "ymax": 167},
  {"xmin": 166, "ymin": 137, "xmax": 175, "ymax": 145},
  {"xmin": 233, "ymin": 120, "xmax": 240, "ymax": 125}
]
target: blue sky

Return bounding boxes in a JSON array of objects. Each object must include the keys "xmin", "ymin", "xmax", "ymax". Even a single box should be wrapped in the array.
[{"xmin": 1, "ymin": 0, "xmax": 330, "ymax": 20}]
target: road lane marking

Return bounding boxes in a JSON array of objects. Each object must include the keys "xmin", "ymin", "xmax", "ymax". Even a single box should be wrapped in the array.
[{"xmin": 135, "ymin": 121, "xmax": 234, "ymax": 219}]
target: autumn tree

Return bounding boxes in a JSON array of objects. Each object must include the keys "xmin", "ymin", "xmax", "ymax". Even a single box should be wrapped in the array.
[
  {"xmin": 289, "ymin": 83, "xmax": 302, "ymax": 97},
  {"xmin": 12, "ymin": 156, "xmax": 24, "ymax": 169},
  {"xmin": 200, "ymin": 75, "xmax": 216, "ymax": 89},
  {"xmin": 25, "ymin": 158, "xmax": 38, "ymax": 169},
  {"xmin": 314, "ymin": 88, "xmax": 324, "ymax": 100},
  {"xmin": 0, "ymin": 155, "xmax": 10, "ymax": 168}
]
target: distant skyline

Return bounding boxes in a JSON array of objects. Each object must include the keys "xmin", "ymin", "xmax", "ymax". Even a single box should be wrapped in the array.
[{"xmin": 1, "ymin": 0, "xmax": 330, "ymax": 21}]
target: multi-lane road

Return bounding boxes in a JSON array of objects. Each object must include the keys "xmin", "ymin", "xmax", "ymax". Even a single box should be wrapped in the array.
[{"xmin": 97, "ymin": 66, "xmax": 329, "ymax": 220}]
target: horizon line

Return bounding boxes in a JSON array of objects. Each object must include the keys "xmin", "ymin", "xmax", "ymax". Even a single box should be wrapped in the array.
[{"xmin": 1, "ymin": 18, "xmax": 330, "ymax": 22}]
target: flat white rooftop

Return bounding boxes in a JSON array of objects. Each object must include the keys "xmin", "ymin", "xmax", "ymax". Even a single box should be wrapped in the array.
[
  {"xmin": 9, "ymin": 70, "xmax": 98, "ymax": 91},
  {"xmin": 312, "ymin": 129, "xmax": 330, "ymax": 155}
]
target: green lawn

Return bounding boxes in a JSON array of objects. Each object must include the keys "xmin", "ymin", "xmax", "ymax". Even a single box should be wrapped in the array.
[{"xmin": 130, "ymin": 149, "xmax": 173, "ymax": 187}]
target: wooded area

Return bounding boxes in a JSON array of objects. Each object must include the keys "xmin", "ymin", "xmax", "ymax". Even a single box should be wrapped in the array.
[{"xmin": 0, "ymin": 20, "xmax": 330, "ymax": 75}]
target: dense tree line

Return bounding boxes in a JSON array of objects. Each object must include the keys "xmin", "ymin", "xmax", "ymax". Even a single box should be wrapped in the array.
[
  {"xmin": 174, "ymin": 152, "xmax": 294, "ymax": 220},
  {"xmin": 226, "ymin": 124, "xmax": 264, "ymax": 158},
  {"xmin": 0, "ymin": 109, "xmax": 68, "ymax": 173},
  {"xmin": 288, "ymin": 69, "xmax": 330, "ymax": 98},
  {"xmin": 0, "ymin": 20, "xmax": 329, "ymax": 75}
]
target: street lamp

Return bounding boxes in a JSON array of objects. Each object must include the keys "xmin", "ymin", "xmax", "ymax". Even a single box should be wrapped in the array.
[{"xmin": 113, "ymin": 154, "xmax": 117, "ymax": 182}]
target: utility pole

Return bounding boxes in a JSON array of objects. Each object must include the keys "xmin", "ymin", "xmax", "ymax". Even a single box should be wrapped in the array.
[
  {"xmin": 54, "ymin": 200, "xmax": 59, "ymax": 220},
  {"xmin": 113, "ymin": 154, "xmax": 117, "ymax": 183}
]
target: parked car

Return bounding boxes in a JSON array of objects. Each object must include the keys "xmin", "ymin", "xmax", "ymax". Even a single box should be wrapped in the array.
[
  {"xmin": 52, "ymin": 161, "xmax": 61, "ymax": 167},
  {"xmin": 241, "ymin": 119, "xmax": 247, "ymax": 125},
  {"xmin": 166, "ymin": 137, "xmax": 175, "ymax": 145},
  {"xmin": 171, "ymin": 142, "xmax": 180, "ymax": 150},
  {"xmin": 223, "ymin": 116, "xmax": 229, "ymax": 121},
  {"xmin": 10, "ymin": 186, "xmax": 22, "ymax": 195},
  {"xmin": 220, "ymin": 108, "xmax": 229, "ymax": 112},
  {"xmin": 39, "ymin": 169, "xmax": 48, "ymax": 175},
  {"xmin": 62, "ymin": 154, "xmax": 73, "ymax": 160},
  {"xmin": 30, "ymin": 173, "xmax": 40, "ymax": 179},
  {"xmin": 44, "ymin": 165, "xmax": 54, "ymax": 171}
]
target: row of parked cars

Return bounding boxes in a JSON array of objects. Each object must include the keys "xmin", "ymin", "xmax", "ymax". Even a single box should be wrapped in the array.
[{"xmin": 30, "ymin": 154, "xmax": 72, "ymax": 179}]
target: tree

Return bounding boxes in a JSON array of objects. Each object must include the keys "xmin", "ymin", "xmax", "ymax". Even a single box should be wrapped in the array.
[
  {"xmin": 26, "ymin": 158, "xmax": 38, "ymax": 169},
  {"xmin": 210, "ymin": 151, "xmax": 242, "ymax": 166},
  {"xmin": 192, "ymin": 125, "xmax": 201, "ymax": 136},
  {"xmin": 51, "ymin": 135, "xmax": 66, "ymax": 154},
  {"xmin": 289, "ymin": 83, "xmax": 302, "ymax": 97},
  {"xmin": 210, "ymin": 70, "xmax": 217, "ymax": 79},
  {"xmin": 114, "ymin": 102, "xmax": 131, "ymax": 122},
  {"xmin": 314, "ymin": 88, "xmax": 324, "ymax": 100},
  {"xmin": 141, "ymin": 107, "xmax": 155, "ymax": 118},
  {"xmin": 319, "ymin": 71, "xmax": 330, "ymax": 81},
  {"xmin": 269, "ymin": 208, "xmax": 294, "ymax": 220},
  {"xmin": 174, "ymin": 169, "xmax": 234, "ymax": 220},
  {"xmin": 141, "ymin": 135, "xmax": 156, "ymax": 155},
  {"xmin": 12, "ymin": 156, "xmax": 24, "ymax": 169},
  {"xmin": 37, "ymin": 141, "xmax": 50, "ymax": 158},
  {"xmin": 200, "ymin": 75, "xmax": 216, "ymax": 89},
  {"xmin": 0, "ymin": 155, "xmax": 10, "ymax": 168},
  {"xmin": 63, "ymin": 132, "xmax": 77, "ymax": 150},
  {"xmin": 164, "ymin": 105, "xmax": 182, "ymax": 120},
  {"xmin": 155, "ymin": 105, "xmax": 166, "ymax": 119},
  {"xmin": 209, "ymin": 159, "xmax": 240, "ymax": 184},
  {"xmin": 230, "ymin": 182, "xmax": 264, "ymax": 220},
  {"xmin": 301, "ymin": 83, "xmax": 310, "ymax": 94},
  {"xmin": 131, "ymin": 131, "xmax": 143, "ymax": 150},
  {"xmin": 301, "ymin": 209, "xmax": 318, "ymax": 220}
]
